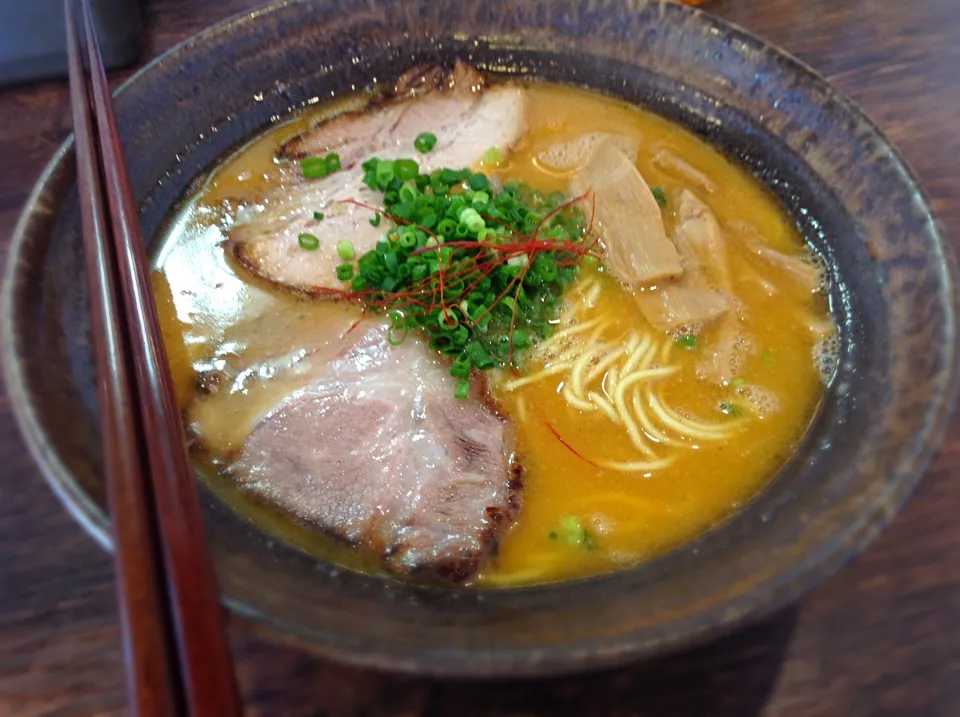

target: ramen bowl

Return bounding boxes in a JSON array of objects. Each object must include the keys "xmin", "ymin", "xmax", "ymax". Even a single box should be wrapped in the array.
[{"xmin": 2, "ymin": 0, "xmax": 956, "ymax": 676}]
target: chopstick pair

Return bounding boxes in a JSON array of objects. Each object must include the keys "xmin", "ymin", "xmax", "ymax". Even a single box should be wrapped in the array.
[{"xmin": 65, "ymin": 1, "xmax": 243, "ymax": 714}]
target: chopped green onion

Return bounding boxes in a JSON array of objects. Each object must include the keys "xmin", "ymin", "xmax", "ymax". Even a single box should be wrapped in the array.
[
  {"xmin": 438, "ymin": 308, "xmax": 459, "ymax": 330},
  {"xmin": 439, "ymin": 167, "xmax": 464, "ymax": 185},
  {"xmin": 468, "ymin": 173, "xmax": 490, "ymax": 191},
  {"xmin": 384, "ymin": 251, "xmax": 399, "ymax": 274},
  {"xmin": 413, "ymin": 132, "xmax": 438, "ymax": 153},
  {"xmin": 459, "ymin": 207, "xmax": 485, "ymax": 233},
  {"xmin": 450, "ymin": 357, "xmax": 471, "ymax": 379},
  {"xmin": 395, "ymin": 158, "xmax": 419, "ymax": 181},
  {"xmin": 300, "ymin": 156, "xmax": 328, "ymax": 178},
  {"xmin": 335, "ymin": 263, "xmax": 354, "ymax": 281},
  {"xmin": 387, "ymin": 325, "xmax": 408, "ymax": 345},
  {"xmin": 336, "ymin": 240, "xmax": 355, "ymax": 261},
  {"xmin": 675, "ymin": 334, "xmax": 697, "ymax": 349},
  {"xmin": 297, "ymin": 232, "xmax": 320, "ymax": 251},
  {"xmin": 454, "ymin": 378, "xmax": 470, "ymax": 399},
  {"xmin": 553, "ymin": 516, "xmax": 597, "ymax": 550},
  {"xmin": 464, "ymin": 342, "xmax": 495, "ymax": 369},
  {"xmin": 719, "ymin": 401, "xmax": 742, "ymax": 417},
  {"xmin": 483, "ymin": 146, "xmax": 503, "ymax": 166},
  {"xmin": 437, "ymin": 218, "xmax": 456, "ymax": 237},
  {"xmin": 557, "ymin": 516, "xmax": 582, "ymax": 543},
  {"xmin": 375, "ymin": 160, "xmax": 395, "ymax": 186},
  {"xmin": 369, "ymin": 212, "xmax": 382, "ymax": 227},
  {"xmin": 545, "ymin": 190, "xmax": 565, "ymax": 207},
  {"xmin": 651, "ymin": 186, "xmax": 667, "ymax": 207},
  {"xmin": 399, "ymin": 183, "xmax": 418, "ymax": 203},
  {"xmin": 313, "ymin": 211, "xmax": 324, "ymax": 221},
  {"xmin": 301, "ymin": 153, "xmax": 342, "ymax": 179}
]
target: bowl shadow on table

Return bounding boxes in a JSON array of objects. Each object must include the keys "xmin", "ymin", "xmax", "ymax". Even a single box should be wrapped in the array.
[{"xmin": 234, "ymin": 606, "xmax": 798, "ymax": 716}]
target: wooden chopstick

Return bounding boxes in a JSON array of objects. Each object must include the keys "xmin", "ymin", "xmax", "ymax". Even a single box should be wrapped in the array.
[
  {"xmin": 66, "ymin": 1, "xmax": 243, "ymax": 714},
  {"xmin": 66, "ymin": 2, "xmax": 179, "ymax": 714}
]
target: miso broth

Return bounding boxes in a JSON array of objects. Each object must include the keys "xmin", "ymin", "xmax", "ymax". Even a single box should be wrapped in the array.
[{"xmin": 153, "ymin": 76, "xmax": 834, "ymax": 585}]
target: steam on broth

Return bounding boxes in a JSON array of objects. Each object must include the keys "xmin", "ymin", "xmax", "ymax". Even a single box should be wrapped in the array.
[{"xmin": 153, "ymin": 64, "xmax": 836, "ymax": 586}]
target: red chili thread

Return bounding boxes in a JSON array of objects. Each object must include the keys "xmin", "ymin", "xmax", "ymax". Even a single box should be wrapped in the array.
[
  {"xmin": 543, "ymin": 419, "xmax": 599, "ymax": 468},
  {"xmin": 335, "ymin": 189, "xmax": 599, "ymax": 367}
]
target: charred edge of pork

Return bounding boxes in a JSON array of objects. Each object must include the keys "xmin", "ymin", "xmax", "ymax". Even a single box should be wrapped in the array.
[
  {"xmin": 434, "ymin": 450, "xmax": 524, "ymax": 582},
  {"xmin": 223, "ymin": 237, "xmax": 356, "ymax": 301}
]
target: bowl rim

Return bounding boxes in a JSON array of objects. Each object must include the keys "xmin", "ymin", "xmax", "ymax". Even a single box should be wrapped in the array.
[{"xmin": 2, "ymin": 0, "xmax": 958, "ymax": 676}]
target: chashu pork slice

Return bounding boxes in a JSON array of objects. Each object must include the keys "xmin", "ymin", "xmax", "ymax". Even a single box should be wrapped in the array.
[
  {"xmin": 193, "ymin": 317, "xmax": 521, "ymax": 581},
  {"xmin": 227, "ymin": 67, "xmax": 528, "ymax": 297},
  {"xmin": 278, "ymin": 62, "xmax": 485, "ymax": 163}
]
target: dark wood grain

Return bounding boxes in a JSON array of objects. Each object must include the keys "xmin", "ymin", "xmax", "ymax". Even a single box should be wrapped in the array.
[{"xmin": 1, "ymin": 1, "xmax": 958, "ymax": 715}]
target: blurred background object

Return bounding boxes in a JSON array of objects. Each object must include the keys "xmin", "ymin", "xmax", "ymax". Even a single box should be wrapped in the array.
[{"xmin": 0, "ymin": 0, "xmax": 140, "ymax": 87}]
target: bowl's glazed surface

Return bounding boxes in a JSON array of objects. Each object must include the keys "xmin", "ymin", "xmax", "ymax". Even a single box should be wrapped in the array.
[{"xmin": 2, "ymin": 0, "xmax": 956, "ymax": 676}]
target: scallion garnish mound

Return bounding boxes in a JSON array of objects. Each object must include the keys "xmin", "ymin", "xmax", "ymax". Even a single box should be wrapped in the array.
[{"xmin": 331, "ymin": 155, "xmax": 600, "ymax": 396}]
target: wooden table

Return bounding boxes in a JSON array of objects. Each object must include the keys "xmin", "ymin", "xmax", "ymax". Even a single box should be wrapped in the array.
[{"xmin": 1, "ymin": 1, "xmax": 958, "ymax": 714}]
